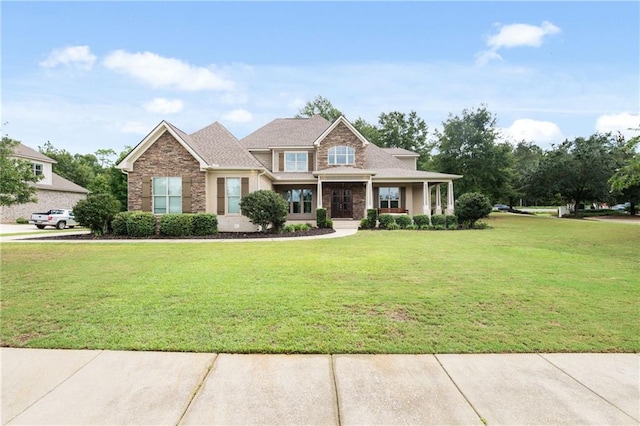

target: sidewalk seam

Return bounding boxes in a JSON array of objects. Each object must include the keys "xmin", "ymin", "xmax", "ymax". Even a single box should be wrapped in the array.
[
  {"xmin": 175, "ymin": 353, "xmax": 218, "ymax": 426},
  {"xmin": 3, "ymin": 350, "xmax": 104, "ymax": 425},
  {"xmin": 330, "ymin": 355, "xmax": 342, "ymax": 426},
  {"xmin": 434, "ymin": 355, "xmax": 487, "ymax": 425},
  {"xmin": 537, "ymin": 354, "xmax": 639, "ymax": 422}
]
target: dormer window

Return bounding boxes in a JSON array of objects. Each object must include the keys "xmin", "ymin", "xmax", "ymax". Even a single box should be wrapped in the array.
[
  {"xmin": 284, "ymin": 152, "xmax": 308, "ymax": 172},
  {"xmin": 32, "ymin": 163, "xmax": 43, "ymax": 176},
  {"xmin": 328, "ymin": 146, "xmax": 355, "ymax": 165}
]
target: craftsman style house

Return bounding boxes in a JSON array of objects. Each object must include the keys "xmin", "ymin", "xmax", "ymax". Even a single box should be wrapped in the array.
[{"xmin": 117, "ymin": 115, "xmax": 462, "ymax": 232}]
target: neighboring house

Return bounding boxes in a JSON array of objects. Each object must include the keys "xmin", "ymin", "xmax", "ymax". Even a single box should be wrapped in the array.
[
  {"xmin": 117, "ymin": 115, "xmax": 462, "ymax": 232},
  {"xmin": 0, "ymin": 143, "xmax": 89, "ymax": 222}
]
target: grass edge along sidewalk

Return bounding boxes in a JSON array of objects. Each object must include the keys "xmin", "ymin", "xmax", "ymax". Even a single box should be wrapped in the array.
[{"xmin": 1, "ymin": 214, "xmax": 638, "ymax": 354}]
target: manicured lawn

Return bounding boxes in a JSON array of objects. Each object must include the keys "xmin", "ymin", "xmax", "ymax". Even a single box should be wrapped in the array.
[{"xmin": 1, "ymin": 214, "xmax": 638, "ymax": 353}]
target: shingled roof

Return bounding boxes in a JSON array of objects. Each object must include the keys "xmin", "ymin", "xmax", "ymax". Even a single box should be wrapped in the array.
[
  {"xmin": 240, "ymin": 115, "xmax": 331, "ymax": 149},
  {"xmin": 189, "ymin": 122, "xmax": 263, "ymax": 168},
  {"xmin": 12, "ymin": 143, "xmax": 55, "ymax": 163}
]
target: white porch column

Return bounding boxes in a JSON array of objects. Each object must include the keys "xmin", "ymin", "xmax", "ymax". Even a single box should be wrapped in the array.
[
  {"xmin": 366, "ymin": 178, "xmax": 373, "ymax": 209},
  {"xmin": 317, "ymin": 177, "xmax": 323, "ymax": 208},
  {"xmin": 446, "ymin": 181, "xmax": 455, "ymax": 215},
  {"xmin": 425, "ymin": 182, "xmax": 431, "ymax": 218},
  {"xmin": 435, "ymin": 184, "xmax": 442, "ymax": 215}
]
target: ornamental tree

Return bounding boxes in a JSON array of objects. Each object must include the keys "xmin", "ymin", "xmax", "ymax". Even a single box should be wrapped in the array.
[{"xmin": 239, "ymin": 190, "xmax": 289, "ymax": 233}]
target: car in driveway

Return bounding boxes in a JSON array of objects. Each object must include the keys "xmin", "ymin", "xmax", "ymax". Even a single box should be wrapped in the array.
[
  {"xmin": 493, "ymin": 204, "xmax": 510, "ymax": 211},
  {"xmin": 612, "ymin": 202, "xmax": 630, "ymax": 211}
]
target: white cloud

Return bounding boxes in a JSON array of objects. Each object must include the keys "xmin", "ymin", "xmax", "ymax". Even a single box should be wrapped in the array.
[
  {"xmin": 504, "ymin": 119, "xmax": 564, "ymax": 145},
  {"xmin": 40, "ymin": 45, "xmax": 96, "ymax": 70},
  {"xmin": 120, "ymin": 121, "xmax": 150, "ymax": 135},
  {"xmin": 103, "ymin": 50, "xmax": 234, "ymax": 91},
  {"xmin": 221, "ymin": 109, "xmax": 253, "ymax": 123},
  {"xmin": 143, "ymin": 98, "xmax": 184, "ymax": 114},
  {"xmin": 595, "ymin": 112, "xmax": 640, "ymax": 139},
  {"xmin": 477, "ymin": 21, "xmax": 560, "ymax": 65}
]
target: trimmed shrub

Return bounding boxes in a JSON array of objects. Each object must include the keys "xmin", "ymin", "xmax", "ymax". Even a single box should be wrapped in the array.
[
  {"xmin": 240, "ymin": 190, "xmax": 289, "ymax": 233},
  {"xmin": 456, "ymin": 192, "xmax": 492, "ymax": 228},
  {"xmin": 359, "ymin": 218, "xmax": 369, "ymax": 229},
  {"xmin": 73, "ymin": 193, "xmax": 121, "ymax": 236},
  {"xmin": 406, "ymin": 224, "xmax": 417, "ymax": 230},
  {"xmin": 285, "ymin": 223, "xmax": 311, "ymax": 232},
  {"xmin": 433, "ymin": 224, "xmax": 446, "ymax": 230},
  {"xmin": 395, "ymin": 215, "xmax": 412, "ymax": 229},
  {"xmin": 365, "ymin": 209, "xmax": 378, "ymax": 229},
  {"xmin": 413, "ymin": 214, "xmax": 430, "ymax": 227},
  {"xmin": 192, "ymin": 213, "xmax": 218, "ymax": 236},
  {"xmin": 160, "ymin": 214, "xmax": 192, "ymax": 237},
  {"xmin": 15, "ymin": 217, "xmax": 29, "ymax": 224},
  {"xmin": 325, "ymin": 218, "xmax": 333, "ymax": 229},
  {"xmin": 316, "ymin": 208, "xmax": 328, "ymax": 228},
  {"xmin": 419, "ymin": 224, "xmax": 431, "ymax": 230},
  {"xmin": 445, "ymin": 215, "xmax": 458, "ymax": 230},
  {"xmin": 112, "ymin": 211, "xmax": 135, "ymax": 236},
  {"xmin": 387, "ymin": 222, "xmax": 400, "ymax": 230},
  {"xmin": 378, "ymin": 214, "xmax": 395, "ymax": 229},
  {"xmin": 431, "ymin": 214, "xmax": 446, "ymax": 227},
  {"xmin": 126, "ymin": 211, "xmax": 156, "ymax": 237}
]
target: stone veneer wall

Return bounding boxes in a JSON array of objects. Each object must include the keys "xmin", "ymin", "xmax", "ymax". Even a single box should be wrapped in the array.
[
  {"xmin": 0, "ymin": 190, "xmax": 87, "ymax": 222},
  {"xmin": 316, "ymin": 122, "xmax": 367, "ymax": 170},
  {"xmin": 128, "ymin": 131, "xmax": 206, "ymax": 212},
  {"xmin": 322, "ymin": 183, "xmax": 366, "ymax": 220}
]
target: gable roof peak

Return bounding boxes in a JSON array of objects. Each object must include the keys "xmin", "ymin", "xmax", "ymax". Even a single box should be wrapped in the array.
[{"xmin": 313, "ymin": 115, "xmax": 370, "ymax": 147}]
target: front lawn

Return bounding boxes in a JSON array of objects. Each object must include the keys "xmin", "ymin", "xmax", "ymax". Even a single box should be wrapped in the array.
[{"xmin": 1, "ymin": 214, "xmax": 638, "ymax": 353}]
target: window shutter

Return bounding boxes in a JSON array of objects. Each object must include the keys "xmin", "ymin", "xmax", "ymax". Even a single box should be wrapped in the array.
[
  {"xmin": 373, "ymin": 187, "xmax": 379, "ymax": 208},
  {"xmin": 279, "ymin": 152, "xmax": 285, "ymax": 172},
  {"xmin": 217, "ymin": 178, "xmax": 225, "ymax": 215},
  {"xmin": 182, "ymin": 176, "xmax": 192, "ymax": 213},
  {"xmin": 308, "ymin": 152, "xmax": 314, "ymax": 171},
  {"xmin": 241, "ymin": 177, "xmax": 249, "ymax": 197},
  {"xmin": 142, "ymin": 177, "xmax": 152, "ymax": 212},
  {"xmin": 400, "ymin": 187, "xmax": 406, "ymax": 209}
]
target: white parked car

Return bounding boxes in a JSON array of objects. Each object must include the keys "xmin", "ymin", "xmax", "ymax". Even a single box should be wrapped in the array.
[{"xmin": 29, "ymin": 209, "xmax": 78, "ymax": 229}]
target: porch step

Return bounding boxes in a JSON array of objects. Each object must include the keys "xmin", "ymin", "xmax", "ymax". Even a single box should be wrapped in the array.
[{"xmin": 331, "ymin": 220, "xmax": 360, "ymax": 230}]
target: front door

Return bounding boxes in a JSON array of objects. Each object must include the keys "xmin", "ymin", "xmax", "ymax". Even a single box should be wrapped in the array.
[{"xmin": 331, "ymin": 187, "xmax": 353, "ymax": 218}]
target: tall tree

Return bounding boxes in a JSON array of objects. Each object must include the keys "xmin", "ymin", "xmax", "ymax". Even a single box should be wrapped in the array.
[
  {"xmin": 508, "ymin": 140, "xmax": 544, "ymax": 207},
  {"xmin": 39, "ymin": 141, "xmax": 97, "ymax": 189},
  {"xmin": 295, "ymin": 95, "xmax": 343, "ymax": 122},
  {"xmin": 0, "ymin": 136, "xmax": 43, "ymax": 206},
  {"xmin": 609, "ymin": 132, "xmax": 640, "ymax": 215},
  {"xmin": 526, "ymin": 133, "xmax": 621, "ymax": 217},
  {"xmin": 376, "ymin": 111, "xmax": 431, "ymax": 169},
  {"xmin": 432, "ymin": 106, "xmax": 512, "ymax": 201},
  {"xmin": 352, "ymin": 117, "xmax": 380, "ymax": 144}
]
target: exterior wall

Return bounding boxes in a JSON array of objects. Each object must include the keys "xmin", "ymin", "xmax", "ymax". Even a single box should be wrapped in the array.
[
  {"xmin": 411, "ymin": 182, "xmax": 425, "ymax": 215},
  {"xmin": 396, "ymin": 157, "xmax": 417, "ymax": 170},
  {"xmin": 316, "ymin": 122, "xmax": 366, "ymax": 170},
  {"xmin": 273, "ymin": 149, "xmax": 315, "ymax": 172},
  {"xmin": 127, "ymin": 131, "xmax": 206, "ymax": 213},
  {"xmin": 38, "ymin": 162, "xmax": 54, "ymax": 185},
  {"xmin": 0, "ymin": 189, "xmax": 87, "ymax": 222},
  {"xmin": 206, "ymin": 170, "xmax": 265, "ymax": 232},
  {"xmin": 274, "ymin": 184, "xmax": 316, "ymax": 220},
  {"xmin": 252, "ymin": 152, "xmax": 272, "ymax": 171}
]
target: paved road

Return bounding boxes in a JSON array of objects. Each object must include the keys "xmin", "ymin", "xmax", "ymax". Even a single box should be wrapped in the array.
[{"xmin": 2, "ymin": 348, "xmax": 638, "ymax": 425}]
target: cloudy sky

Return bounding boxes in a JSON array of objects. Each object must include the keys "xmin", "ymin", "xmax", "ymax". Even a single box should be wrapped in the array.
[{"xmin": 2, "ymin": 1, "xmax": 638, "ymax": 155}]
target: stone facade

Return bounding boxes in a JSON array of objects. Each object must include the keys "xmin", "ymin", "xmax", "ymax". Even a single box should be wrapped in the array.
[
  {"xmin": 128, "ymin": 131, "xmax": 206, "ymax": 213},
  {"xmin": 0, "ymin": 190, "xmax": 87, "ymax": 222},
  {"xmin": 322, "ymin": 183, "xmax": 366, "ymax": 220},
  {"xmin": 316, "ymin": 122, "xmax": 367, "ymax": 170}
]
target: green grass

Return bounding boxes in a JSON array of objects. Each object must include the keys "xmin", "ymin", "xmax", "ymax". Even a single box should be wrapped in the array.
[{"xmin": 1, "ymin": 214, "xmax": 638, "ymax": 354}]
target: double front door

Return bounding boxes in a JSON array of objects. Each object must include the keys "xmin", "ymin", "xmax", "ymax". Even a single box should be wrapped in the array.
[{"xmin": 331, "ymin": 187, "xmax": 353, "ymax": 218}]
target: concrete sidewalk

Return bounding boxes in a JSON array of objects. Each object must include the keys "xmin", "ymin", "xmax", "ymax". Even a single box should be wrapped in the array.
[{"xmin": 2, "ymin": 349, "xmax": 638, "ymax": 425}]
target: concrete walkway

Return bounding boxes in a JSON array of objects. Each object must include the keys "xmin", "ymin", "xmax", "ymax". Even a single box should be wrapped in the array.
[{"xmin": 2, "ymin": 349, "xmax": 638, "ymax": 425}]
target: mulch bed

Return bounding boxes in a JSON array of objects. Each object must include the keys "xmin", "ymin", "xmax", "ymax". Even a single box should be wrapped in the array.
[{"xmin": 32, "ymin": 228, "xmax": 336, "ymax": 240}]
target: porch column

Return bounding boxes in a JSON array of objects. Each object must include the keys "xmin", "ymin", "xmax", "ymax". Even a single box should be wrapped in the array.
[
  {"xmin": 366, "ymin": 178, "xmax": 373, "ymax": 209},
  {"xmin": 317, "ymin": 177, "xmax": 323, "ymax": 208},
  {"xmin": 424, "ymin": 182, "xmax": 431, "ymax": 218},
  {"xmin": 446, "ymin": 181, "xmax": 455, "ymax": 215},
  {"xmin": 435, "ymin": 184, "xmax": 442, "ymax": 215}
]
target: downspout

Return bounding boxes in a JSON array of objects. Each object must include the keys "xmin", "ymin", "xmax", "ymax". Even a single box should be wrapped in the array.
[{"xmin": 257, "ymin": 170, "xmax": 267, "ymax": 190}]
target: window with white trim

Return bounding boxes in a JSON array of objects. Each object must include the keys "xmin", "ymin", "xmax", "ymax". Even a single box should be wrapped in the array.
[
  {"xmin": 379, "ymin": 187, "xmax": 400, "ymax": 209},
  {"xmin": 284, "ymin": 152, "xmax": 308, "ymax": 172},
  {"xmin": 153, "ymin": 177, "xmax": 182, "ymax": 214},
  {"xmin": 32, "ymin": 163, "xmax": 43, "ymax": 176},
  {"xmin": 226, "ymin": 177, "xmax": 241, "ymax": 214},
  {"xmin": 285, "ymin": 189, "xmax": 313, "ymax": 214},
  {"xmin": 328, "ymin": 146, "xmax": 355, "ymax": 165}
]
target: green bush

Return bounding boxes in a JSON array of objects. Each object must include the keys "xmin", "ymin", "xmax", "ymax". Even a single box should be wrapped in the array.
[
  {"xmin": 359, "ymin": 218, "xmax": 369, "ymax": 229},
  {"xmin": 445, "ymin": 215, "xmax": 458, "ymax": 230},
  {"xmin": 112, "ymin": 211, "xmax": 135, "ymax": 236},
  {"xmin": 284, "ymin": 223, "xmax": 312, "ymax": 233},
  {"xmin": 240, "ymin": 190, "xmax": 289, "ymax": 233},
  {"xmin": 15, "ymin": 217, "xmax": 29, "ymax": 224},
  {"xmin": 160, "ymin": 214, "xmax": 192, "ymax": 237},
  {"xmin": 406, "ymin": 224, "xmax": 417, "ymax": 230},
  {"xmin": 365, "ymin": 209, "xmax": 378, "ymax": 229},
  {"xmin": 126, "ymin": 211, "xmax": 156, "ymax": 237},
  {"xmin": 456, "ymin": 192, "xmax": 492, "ymax": 228},
  {"xmin": 378, "ymin": 214, "xmax": 395, "ymax": 229},
  {"xmin": 413, "ymin": 214, "xmax": 430, "ymax": 227},
  {"xmin": 419, "ymin": 224, "xmax": 431, "ymax": 230},
  {"xmin": 316, "ymin": 208, "xmax": 328, "ymax": 228},
  {"xmin": 387, "ymin": 222, "xmax": 400, "ymax": 230},
  {"xmin": 395, "ymin": 215, "xmax": 412, "ymax": 229},
  {"xmin": 191, "ymin": 213, "xmax": 218, "ymax": 236},
  {"xmin": 325, "ymin": 218, "xmax": 333, "ymax": 229},
  {"xmin": 73, "ymin": 193, "xmax": 121, "ymax": 235},
  {"xmin": 431, "ymin": 214, "xmax": 446, "ymax": 227},
  {"xmin": 433, "ymin": 224, "xmax": 446, "ymax": 230}
]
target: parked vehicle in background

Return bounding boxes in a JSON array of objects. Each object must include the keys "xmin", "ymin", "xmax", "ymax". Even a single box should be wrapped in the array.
[
  {"xmin": 612, "ymin": 202, "xmax": 631, "ymax": 211},
  {"xmin": 493, "ymin": 204, "xmax": 510, "ymax": 211},
  {"xmin": 29, "ymin": 209, "xmax": 77, "ymax": 229}
]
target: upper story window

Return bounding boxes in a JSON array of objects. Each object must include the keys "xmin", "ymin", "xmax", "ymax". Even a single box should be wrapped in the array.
[
  {"xmin": 284, "ymin": 152, "xmax": 308, "ymax": 172},
  {"xmin": 32, "ymin": 163, "xmax": 43, "ymax": 176},
  {"xmin": 153, "ymin": 177, "xmax": 182, "ymax": 214},
  {"xmin": 328, "ymin": 146, "xmax": 355, "ymax": 165}
]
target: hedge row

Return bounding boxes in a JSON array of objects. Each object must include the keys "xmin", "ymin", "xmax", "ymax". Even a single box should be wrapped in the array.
[
  {"xmin": 112, "ymin": 212, "xmax": 218, "ymax": 237},
  {"xmin": 359, "ymin": 209, "xmax": 459, "ymax": 230}
]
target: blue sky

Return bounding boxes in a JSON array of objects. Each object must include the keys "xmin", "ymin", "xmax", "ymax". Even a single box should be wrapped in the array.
[{"xmin": 2, "ymin": 1, "xmax": 639, "ymax": 155}]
